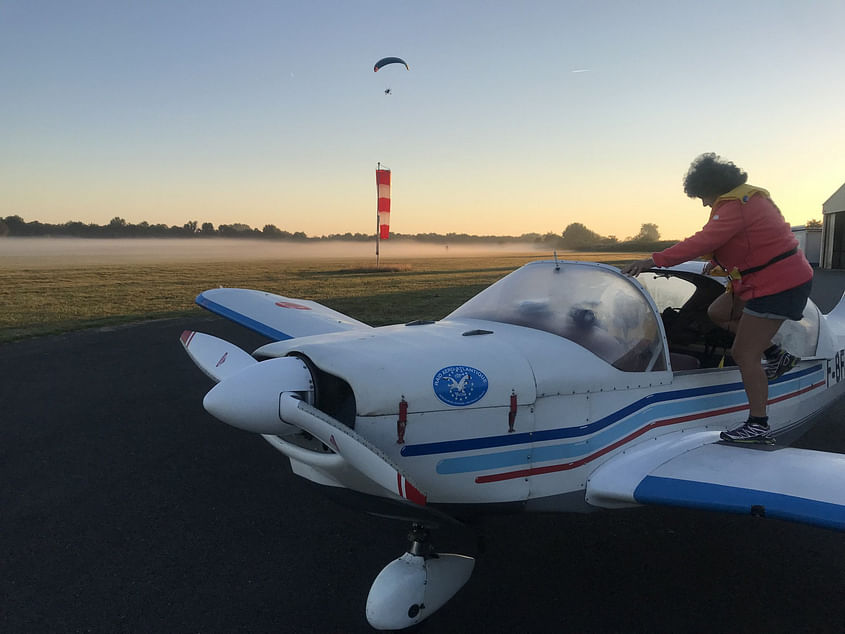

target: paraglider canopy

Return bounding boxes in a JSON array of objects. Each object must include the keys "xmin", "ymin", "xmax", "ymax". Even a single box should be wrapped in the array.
[{"xmin": 374, "ymin": 57, "xmax": 409, "ymax": 72}]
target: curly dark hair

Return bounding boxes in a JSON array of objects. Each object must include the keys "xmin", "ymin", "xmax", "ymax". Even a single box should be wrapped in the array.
[{"xmin": 682, "ymin": 153, "xmax": 748, "ymax": 200}]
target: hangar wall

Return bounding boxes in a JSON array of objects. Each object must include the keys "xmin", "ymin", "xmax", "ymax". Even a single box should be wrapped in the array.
[{"xmin": 821, "ymin": 182, "xmax": 845, "ymax": 269}]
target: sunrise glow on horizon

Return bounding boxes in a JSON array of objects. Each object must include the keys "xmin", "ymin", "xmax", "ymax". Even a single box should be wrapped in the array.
[{"xmin": 2, "ymin": 1, "xmax": 844, "ymax": 241}]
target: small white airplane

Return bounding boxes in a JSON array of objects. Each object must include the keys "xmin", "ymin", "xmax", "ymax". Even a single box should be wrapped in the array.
[{"xmin": 181, "ymin": 259, "xmax": 845, "ymax": 630}]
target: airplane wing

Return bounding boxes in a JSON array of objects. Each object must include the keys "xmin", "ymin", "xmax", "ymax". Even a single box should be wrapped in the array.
[
  {"xmin": 586, "ymin": 431, "xmax": 845, "ymax": 531},
  {"xmin": 195, "ymin": 288, "xmax": 371, "ymax": 341}
]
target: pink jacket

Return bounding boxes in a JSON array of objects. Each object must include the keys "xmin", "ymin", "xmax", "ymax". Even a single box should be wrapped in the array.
[{"xmin": 652, "ymin": 187, "xmax": 813, "ymax": 300}]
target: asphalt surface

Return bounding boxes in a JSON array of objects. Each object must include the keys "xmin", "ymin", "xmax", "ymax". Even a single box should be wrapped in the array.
[{"xmin": 3, "ymin": 271, "xmax": 845, "ymax": 633}]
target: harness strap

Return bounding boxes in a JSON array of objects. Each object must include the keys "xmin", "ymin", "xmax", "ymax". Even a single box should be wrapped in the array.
[{"xmin": 738, "ymin": 247, "xmax": 798, "ymax": 277}]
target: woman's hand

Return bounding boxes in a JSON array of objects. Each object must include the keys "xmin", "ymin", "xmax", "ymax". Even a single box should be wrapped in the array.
[{"xmin": 621, "ymin": 257, "xmax": 654, "ymax": 277}]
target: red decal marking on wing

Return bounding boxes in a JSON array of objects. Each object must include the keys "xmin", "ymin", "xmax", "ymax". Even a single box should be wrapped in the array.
[{"xmin": 275, "ymin": 301, "xmax": 312, "ymax": 310}]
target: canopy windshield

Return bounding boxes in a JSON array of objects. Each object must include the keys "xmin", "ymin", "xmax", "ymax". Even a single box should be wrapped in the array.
[{"xmin": 447, "ymin": 261, "xmax": 666, "ymax": 372}]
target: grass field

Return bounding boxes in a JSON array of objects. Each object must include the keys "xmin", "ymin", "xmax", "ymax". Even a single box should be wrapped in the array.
[{"xmin": 0, "ymin": 244, "xmax": 646, "ymax": 343}]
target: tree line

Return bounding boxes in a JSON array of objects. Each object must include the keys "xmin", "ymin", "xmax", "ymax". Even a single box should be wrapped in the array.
[{"xmin": 0, "ymin": 214, "xmax": 679, "ymax": 252}]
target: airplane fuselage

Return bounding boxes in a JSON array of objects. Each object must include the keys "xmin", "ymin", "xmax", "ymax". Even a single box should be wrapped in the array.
[{"xmin": 256, "ymin": 317, "xmax": 845, "ymax": 512}]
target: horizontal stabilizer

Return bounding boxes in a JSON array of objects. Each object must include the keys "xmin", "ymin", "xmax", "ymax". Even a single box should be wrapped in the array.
[
  {"xmin": 587, "ymin": 432, "xmax": 845, "ymax": 531},
  {"xmin": 196, "ymin": 288, "xmax": 371, "ymax": 341},
  {"xmin": 180, "ymin": 330, "xmax": 257, "ymax": 382},
  {"xmin": 279, "ymin": 394, "xmax": 427, "ymax": 506}
]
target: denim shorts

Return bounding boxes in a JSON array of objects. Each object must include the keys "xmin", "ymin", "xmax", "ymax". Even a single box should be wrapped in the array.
[{"xmin": 743, "ymin": 279, "xmax": 812, "ymax": 321}]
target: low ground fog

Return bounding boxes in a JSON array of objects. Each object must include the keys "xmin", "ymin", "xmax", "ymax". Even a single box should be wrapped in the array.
[{"xmin": 0, "ymin": 237, "xmax": 549, "ymax": 267}]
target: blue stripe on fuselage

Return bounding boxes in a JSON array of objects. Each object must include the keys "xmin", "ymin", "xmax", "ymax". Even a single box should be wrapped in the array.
[
  {"xmin": 403, "ymin": 364, "xmax": 822, "ymax": 460},
  {"xmin": 435, "ymin": 388, "xmax": 749, "ymax": 474},
  {"xmin": 432, "ymin": 366, "xmax": 824, "ymax": 475}
]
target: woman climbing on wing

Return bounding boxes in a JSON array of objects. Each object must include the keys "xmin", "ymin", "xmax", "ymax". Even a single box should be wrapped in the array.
[{"xmin": 623, "ymin": 153, "xmax": 813, "ymax": 443}]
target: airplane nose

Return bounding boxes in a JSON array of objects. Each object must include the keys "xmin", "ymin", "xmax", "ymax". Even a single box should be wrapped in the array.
[{"xmin": 203, "ymin": 356, "xmax": 314, "ymax": 435}]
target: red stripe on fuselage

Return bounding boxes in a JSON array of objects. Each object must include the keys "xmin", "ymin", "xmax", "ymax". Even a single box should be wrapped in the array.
[
  {"xmin": 768, "ymin": 380, "xmax": 825, "ymax": 404},
  {"xmin": 475, "ymin": 381, "xmax": 825, "ymax": 484}
]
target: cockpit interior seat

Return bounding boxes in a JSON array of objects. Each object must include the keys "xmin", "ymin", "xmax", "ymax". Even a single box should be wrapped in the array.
[{"xmin": 669, "ymin": 352, "xmax": 701, "ymax": 371}]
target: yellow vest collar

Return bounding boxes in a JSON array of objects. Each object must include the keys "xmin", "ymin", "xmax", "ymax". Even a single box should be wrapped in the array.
[{"xmin": 715, "ymin": 184, "xmax": 770, "ymax": 205}]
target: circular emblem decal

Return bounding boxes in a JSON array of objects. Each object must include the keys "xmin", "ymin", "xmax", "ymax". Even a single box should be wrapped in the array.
[{"xmin": 433, "ymin": 365, "xmax": 488, "ymax": 406}]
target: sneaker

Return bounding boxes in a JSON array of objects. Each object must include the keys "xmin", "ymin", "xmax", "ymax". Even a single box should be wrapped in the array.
[
  {"xmin": 720, "ymin": 421, "xmax": 773, "ymax": 443},
  {"xmin": 765, "ymin": 350, "xmax": 799, "ymax": 380}
]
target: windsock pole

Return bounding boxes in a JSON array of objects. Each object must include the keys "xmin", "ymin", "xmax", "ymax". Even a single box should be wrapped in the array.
[{"xmin": 376, "ymin": 162, "xmax": 381, "ymax": 269}]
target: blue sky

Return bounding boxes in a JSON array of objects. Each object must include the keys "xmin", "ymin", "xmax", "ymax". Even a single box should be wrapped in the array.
[{"xmin": 2, "ymin": 1, "xmax": 844, "ymax": 239}]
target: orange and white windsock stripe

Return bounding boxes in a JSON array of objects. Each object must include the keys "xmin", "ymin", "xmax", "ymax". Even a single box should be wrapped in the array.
[{"xmin": 376, "ymin": 169, "xmax": 391, "ymax": 240}]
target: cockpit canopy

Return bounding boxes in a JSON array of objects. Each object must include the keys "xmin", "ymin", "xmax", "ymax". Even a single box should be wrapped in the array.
[
  {"xmin": 446, "ymin": 259, "xmax": 823, "ymax": 374},
  {"xmin": 447, "ymin": 261, "xmax": 666, "ymax": 372}
]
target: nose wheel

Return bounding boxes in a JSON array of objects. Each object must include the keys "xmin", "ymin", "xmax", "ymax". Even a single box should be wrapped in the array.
[{"xmin": 365, "ymin": 522, "xmax": 475, "ymax": 630}]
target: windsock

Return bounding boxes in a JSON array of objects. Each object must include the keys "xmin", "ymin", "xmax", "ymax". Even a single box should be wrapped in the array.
[{"xmin": 376, "ymin": 168, "xmax": 391, "ymax": 239}]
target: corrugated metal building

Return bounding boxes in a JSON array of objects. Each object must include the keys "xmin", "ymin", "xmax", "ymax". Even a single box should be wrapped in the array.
[
  {"xmin": 792, "ymin": 226, "xmax": 822, "ymax": 266},
  {"xmin": 821, "ymin": 182, "xmax": 845, "ymax": 269}
]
